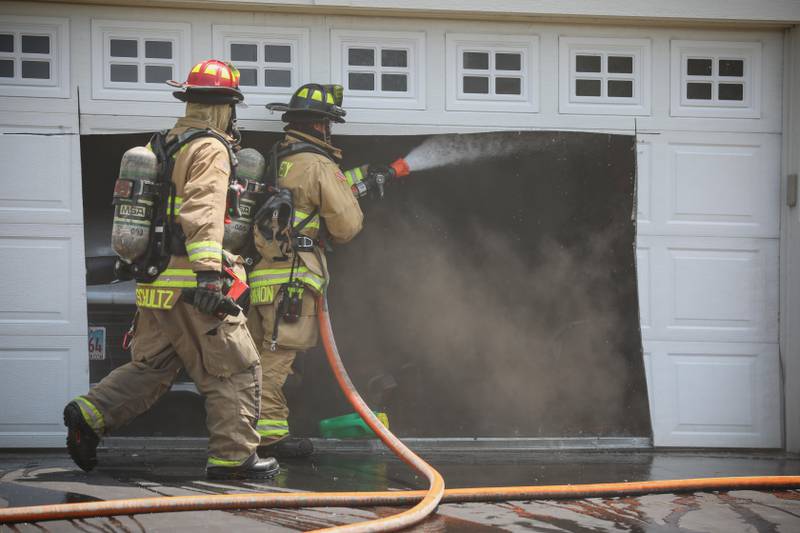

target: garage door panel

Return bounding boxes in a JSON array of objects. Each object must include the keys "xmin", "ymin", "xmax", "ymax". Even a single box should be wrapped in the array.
[
  {"xmin": 0, "ymin": 335, "xmax": 87, "ymax": 448},
  {"xmin": 636, "ymin": 246, "xmax": 652, "ymax": 333},
  {"xmin": 0, "ymin": 116, "xmax": 82, "ymax": 226},
  {"xmin": 646, "ymin": 340, "xmax": 780, "ymax": 448},
  {"xmin": 638, "ymin": 235, "xmax": 778, "ymax": 343},
  {"xmin": 0, "ymin": 224, "xmax": 87, "ymax": 336},
  {"xmin": 637, "ymin": 132, "xmax": 780, "ymax": 238}
]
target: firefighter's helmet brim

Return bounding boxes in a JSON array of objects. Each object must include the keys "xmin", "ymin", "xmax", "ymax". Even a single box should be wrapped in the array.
[
  {"xmin": 266, "ymin": 102, "xmax": 346, "ymax": 123},
  {"xmin": 172, "ymin": 85, "xmax": 244, "ymax": 104}
]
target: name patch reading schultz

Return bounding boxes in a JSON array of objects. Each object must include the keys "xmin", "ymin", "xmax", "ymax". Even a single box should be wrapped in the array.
[{"xmin": 136, "ymin": 287, "xmax": 176, "ymax": 309}]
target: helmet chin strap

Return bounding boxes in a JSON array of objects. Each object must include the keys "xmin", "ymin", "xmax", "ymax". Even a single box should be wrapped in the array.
[{"xmin": 229, "ymin": 104, "xmax": 242, "ymax": 149}]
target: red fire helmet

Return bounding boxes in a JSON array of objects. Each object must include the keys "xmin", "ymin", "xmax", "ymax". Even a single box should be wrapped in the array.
[{"xmin": 167, "ymin": 59, "xmax": 244, "ymax": 104}]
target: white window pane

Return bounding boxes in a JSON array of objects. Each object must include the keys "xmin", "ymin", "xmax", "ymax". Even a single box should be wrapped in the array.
[
  {"xmin": 463, "ymin": 75, "xmax": 488, "ymax": 94},
  {"xmin": 608, "ymin": 79, "xmax": 633, "ymax": 97},
  {"xmin": 265, "ymin": 45, "xmax": 291, "ymax": 63},
  {"xmin": 687, "ymin": 58, "xmax": 712, "ymax": 76},
  {"xmin": 110, "ymin": 63, "xmax": 138, "ymax": 82},
  {"xmin": 348, "ymin": 48, "xmax": 374, "ymax": 66},
  {"xmin": 349, "ymin": 72, "xmax": 374, "ymax": 90},
  {"xmin": 21, "ymin": 35, "xmax": 49, "ymax": 54},
  {"xmin": 0, "ymin": 59, "xmax": 13, "ymax": 77},
  {"xmin": 495, "ymin": 77, "xmax": 521, "ymax": 95},
  {"xmin": 575, "ymin": 78, "xmax": 601, "ymax": 96},
  {"xmin": 686, "ymin": 82, "xmax": 712, "ymax": 99},
  {"xmin": 576, "ymin": 55, "xmax": 601, "ymax": 73},
  {"xmin": 495, "ymin": 53, "xmax": 521, "ymax": 71},
  {"xmin": 718, "ymin": 83, "xmax": 743, "ymax": 101},
  {"xmin": 21, "ymin": 60, "xmax": 49, "ymax": 79},
  {"xmin": 0, "ymin": 34, "xmax": 13, "ymax": 53},
  {"xmin": 110, "ymin": 39, "xmax": 138, "ymax": 58},
  {"xmin": 608, "ymin": 56, "xmax": 633, "ymax": 74},
  {"xmin": 145, "ymin": 40, "xmax": 172, "ymax": 59},
  {"xmin": 145, "ymin": 65, "xmax": 172, "ymax": 83},
  {"xmin": 381, "ymin": 73, "xmax": 407, "ymax": 92},
  {"xmin": 381, "ymin": 49, "xmax": 407, "ymax": 67},
  {"xmin": 719, "ymin": 59, "xmax": 744, "ymax": 77},
  {"xmin": 265, "ymin": 69, "xmax": 291, "ymax": 87},
  {"xmin": 230, "ymin": 43, "xmax": 257, "ymax": 62},
  {"xmin": 238, "ymin": 67, "xmax": 257, "ymax": 86},
  {"xmin": 463, "ymin": 52, "xmax": 488, "ymax": 70}
]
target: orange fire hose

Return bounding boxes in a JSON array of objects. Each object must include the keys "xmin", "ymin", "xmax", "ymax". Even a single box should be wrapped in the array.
[
  {"xmin": 314, "ymin": 294, "xmax": 445, "ymax": 532},
  {"xmin": 0, "ymin": 294, "xmax": 798, "ymax": 528}
]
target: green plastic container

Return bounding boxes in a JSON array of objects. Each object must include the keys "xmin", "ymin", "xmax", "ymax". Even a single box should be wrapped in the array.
[{"xmin": 319, "ymin": 412, "xmax": 389, "ymax": 439}]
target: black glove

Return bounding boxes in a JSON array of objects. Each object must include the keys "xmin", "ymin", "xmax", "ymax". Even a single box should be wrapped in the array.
[
  {"xmin": 193, "ymin": 271, "xmax": 224, "ymax": 316},
  {"xmin": 365, "ymin": 165, "xmax": 394, "ymax": 198}
]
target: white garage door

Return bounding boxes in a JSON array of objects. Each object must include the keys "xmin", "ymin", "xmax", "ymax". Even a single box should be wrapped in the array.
[{"xmin": 638, "ymin": 131, "xmax": 782, "ymax": 447}]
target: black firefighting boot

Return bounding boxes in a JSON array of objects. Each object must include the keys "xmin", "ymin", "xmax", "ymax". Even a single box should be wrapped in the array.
[
  {"xmin": 63, "ymin": 401, "xmax": 100, "ymax": 472},
  {"xmin": 258, "ymin": 436, "xmax": 314, "ymax": 459},
  {"xmin": 206, "ymin": 454, "xmax": 280, "ymax": 480}
]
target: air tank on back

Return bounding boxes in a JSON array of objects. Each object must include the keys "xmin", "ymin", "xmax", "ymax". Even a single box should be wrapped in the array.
[
  {"xmin": 223, "ymin": 147, "xmax": 266, "ymax": 253},
  {"xmin": 111, "ymin": 146, "xmax": 158, "ymax": 263}
]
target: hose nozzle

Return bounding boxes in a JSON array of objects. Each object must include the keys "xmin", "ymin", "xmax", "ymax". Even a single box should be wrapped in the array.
[{"xmin": 389, "ymin": 158, "xmax": 411, "ymax": 178}]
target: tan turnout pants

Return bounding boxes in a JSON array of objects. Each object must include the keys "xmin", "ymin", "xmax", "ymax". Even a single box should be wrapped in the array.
[
  {"xmin": 247, "ymin": 295, "xmax": 321, "ymax": 444},
  {"xmin": 80, "ymin": 303, "xmax": 262, "ymax": 465}
]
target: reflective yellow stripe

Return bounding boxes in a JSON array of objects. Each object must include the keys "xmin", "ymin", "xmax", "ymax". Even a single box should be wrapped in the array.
[
  {"xmin": 138, "ymin": 269, "xmax": 197, "ymax": 290},
  {"xmin": 297, "ymin": 87, "xmax": 309, "ymax": 98},
  {"xmin": 166, "ymin": 196, "xmax": 183, "ymax": 216},
  {"xmin": 293, "ymin": 210, "xmax": 320, "ymax": 230},
  {"xmin": 74, "ymin": 396, "xmax": 105, "ymax": 435},
  {"xmin": 204, "ymin": 64, "xmax": 219, "ymax": 75},
  {"xmin": 220, "ymin": 68, "xmax": 230, "ymax": 80},
  {"xmin": 257, "ymin": 419, "xmax": 289, "ymax": 438},
  {"xmin": 354, "ymin": 166, "xmax": 364, "ymax": 182},
  {"xmin": 344, "ymin": 170, "xmax": 355, "ymax": 186},
  {"xmin": 207, "ymin": 456, "xmax": 244, "ymax": 467},
  {"xmin": 188, "ymin": 250, "xmax": 222, "ymax": 262},
  {"xmin": 250, "ymin": 266, "xmax": 325, "ymax": 292},
  {"xmin": 326, "ymin": 92, "xmax": 334, "ymax": 104},
  {"xmin": 311, "ymin": 89, "xmax": 322, "ymax": 101},
  {"xmin": 186, "ymin": 241, "xmax": 222, "ymax": 263},
  {"xmin": 258, "ymin": 428, "xmax": 289, "ymax": 437},
  {"xmin": 192, "ymin": 63, "xmax": 202, "ymax": 73},
  {"xmin": 186, "ymin": 240, "xmax": 220, "ymax": 252}
]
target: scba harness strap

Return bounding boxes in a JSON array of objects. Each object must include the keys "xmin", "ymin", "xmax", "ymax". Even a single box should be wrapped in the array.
[{"xmin": 152, "ymin": 128, "xmax": 241, "ymax": 258}]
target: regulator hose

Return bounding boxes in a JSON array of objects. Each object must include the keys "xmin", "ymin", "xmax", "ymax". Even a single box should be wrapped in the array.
[{"xmin": 1, "ymin": 294, "xmax": 799, "ymax": 528}]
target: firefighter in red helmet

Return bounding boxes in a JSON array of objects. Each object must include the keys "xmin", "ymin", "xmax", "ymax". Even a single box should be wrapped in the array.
[{"xmin": 63, "ymin": 60, "xmax": 278, "ymax": 480}]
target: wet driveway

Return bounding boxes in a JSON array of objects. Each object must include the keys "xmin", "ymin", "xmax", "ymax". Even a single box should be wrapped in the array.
[{"xmin": 1, "ymin": 446, "xmax": 799, "ymax": 531}]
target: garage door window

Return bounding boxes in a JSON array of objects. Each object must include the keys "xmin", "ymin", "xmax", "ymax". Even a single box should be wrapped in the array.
[
  {"xmin": 213, "ymin": 25, "xmax": 309, "ymax": 102},
  {"xmin": 91, "ymin": 20, "xmax": 190, "ymax": 101},
  {"xmin": 558, "ymin": 37, "xmax": 651, "ymax": 116},
  {"xmin": 446, "ymin": 33, "xmax": 539, "ymax": 112},
  {"xmin": 331, "ymin": 30, "xmax": 425, "ymax": 110},
  {"xmin": 671, "ymin": 40, "xmax": 761, "ymax": 118},
  {"xmin": 0, "ymin": 17, "xmax": 69, "ymax": 98}
]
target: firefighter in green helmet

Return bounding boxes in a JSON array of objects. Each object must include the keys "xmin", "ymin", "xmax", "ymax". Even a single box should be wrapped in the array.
[{"xmin": 248, "ymin": 83, "xmax": 364, "ymax": 458}]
